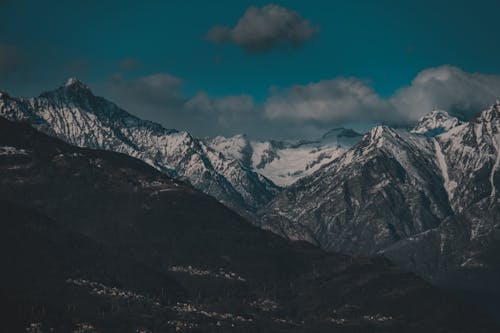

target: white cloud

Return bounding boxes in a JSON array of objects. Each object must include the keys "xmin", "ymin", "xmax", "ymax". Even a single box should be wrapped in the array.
[
  {"xmin": 390, "ymin": 65, "xmax": 500, "ymax": 120},
  {"xmin": 263, "ymin": 66, "xmax": 500, "ymax": 126},
  {"xmin": 264, "ymin": 78, "xmax": 400, "ymax": 123},
  {"xmin": 185, "ymin": 92, "xmax": 257, "ymax": 130}
]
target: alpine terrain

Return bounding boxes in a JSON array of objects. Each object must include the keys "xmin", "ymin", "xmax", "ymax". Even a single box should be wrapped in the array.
[
  {"xmin": 0, "ymin": 79, "xmax": 279, "ymax": 218},
  {"xmin": 2, "ymin": 116, "xmax": 496, "ymax": 332},
  {"xmin": 259, "ymin": 104, "xmax": 500, "ymax": 315}
]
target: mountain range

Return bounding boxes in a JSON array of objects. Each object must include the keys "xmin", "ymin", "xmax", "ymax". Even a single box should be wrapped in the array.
[
  {"xmin": 260, "ymin": 104, "xmax": 500, "ymax": 315},
  {"xmin": 3, "ymin": 116, "xmax": 496, "ymax": 332},
  {"xmin": 2, "ymin": 79, "xmax": 500, "ymax": 327},
  {"xmin": 0, "ymin": 79, "xmax": 279, "ymax": 219},
  {"xmin": 0, "ymin": 79, "xmax": 364, "ymax": 220}
]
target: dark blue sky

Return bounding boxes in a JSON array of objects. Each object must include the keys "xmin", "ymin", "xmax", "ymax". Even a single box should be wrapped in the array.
[{"xmin": 2, "ymin": 0, "xmax": 500, "ymax": 138}]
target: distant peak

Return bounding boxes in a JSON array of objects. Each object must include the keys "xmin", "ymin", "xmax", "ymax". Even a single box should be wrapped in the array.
[
  {"xmin": 412, "ymin": 109, "xmax": 460, "ymax": 136},
  {"xmin": 66, "ymin": 77, "xmax": 78, "ymax": 86},
  {"xmin": 427, "ymin": 109, "xmax": 450, "ymax": 117},
  {"xmin": 485, "ymin": 101, "xmax": 500, "ymax": 113},
  {"xmin": 321, "ymin": 127, "xmax": 344, "ymax": 140},
  {"xmin": 39, "ymin": 77, "xmax": 93, "ymax": 100},
  {"xmin": 476, "ymin": 101, "xmax": 500, "ymax": 123},
  {"xmin": 63, "ymin": 77, "xmax": 90, "ymax": 91},
  {"xmin": 322, "ymin": 127, "xmax": 362, "ymax": 140},
  {"xmin": 338, "ymin": 128, "xmax": 362, "ymax": 138},
  {"xmin": 370, "ymin": 125, "xmax": 390, "ymax": 136}
]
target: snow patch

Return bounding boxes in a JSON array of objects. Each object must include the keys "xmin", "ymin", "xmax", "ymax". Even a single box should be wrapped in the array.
[
  {"xmin": 433, "ymin": 139, "xmax": 456, "ymax": 200},
  {"xmin": 490, "ymin": 134, "xmax": 500, "ymax": 200}
]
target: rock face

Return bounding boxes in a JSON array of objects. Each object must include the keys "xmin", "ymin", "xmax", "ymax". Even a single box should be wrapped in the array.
[
  {"xmin": 260, "ymin": 104, "xmax": 500, "ymax": 303},
  {"xmin": 0, "ymin": 78, "xmax": 278, "ymax": 217},
  {"xmin": 383, "ymin": 104, "xmax": 500, "ymax": 297},
  {"xmin": 2, "ymin": 116, "xmax": 496, "ymax": 332},
  {"xmin": 260, "ymin": 125, "xmax": 452, "ymax": 254}
]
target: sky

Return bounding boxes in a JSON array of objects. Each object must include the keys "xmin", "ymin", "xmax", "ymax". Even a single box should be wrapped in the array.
[{"xmin": 1, "ymin": 0, "xmax": 500, "ymax": 139}]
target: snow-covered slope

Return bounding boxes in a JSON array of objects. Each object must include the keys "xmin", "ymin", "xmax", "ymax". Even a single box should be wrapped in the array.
[
  {"xmin": 384, "ymin": 104, "xmax": 500, "ymax": 288},
  {"xmin": 437, "ymin": 103, "xmax": 500, "ymax": 210},
  {"xmin": 205, "ymin": 128, "xmax": 362, "ymax": 187},
  {"xmin": 0, "ymin": 78, "xmax": 279, "ymax": 216},
  {"xmin": 260, "ymin": 125, "xmax": 452, "ymax": 254}
]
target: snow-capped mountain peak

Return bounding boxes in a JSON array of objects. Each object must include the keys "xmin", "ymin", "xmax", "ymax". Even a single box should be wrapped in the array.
[
  {"xmin": 412, "ymin": 109, "xmax": 461, "ymax": 136},
  {"xmin": 365, "ymin": 125, "xmax": 406, "ymax": 149},
  {"xmin": 475, "ymin": 101, "xmax": 500, "ymax": 123},
  {"xmin": 206, "ymin": 134, "xmax": 251, "ymax": 163},
  {"xmin": 59, "ymin": 77, "xmax": 92, "ymax": 95},
  {"xmin": 38, "ymin": 78, "xmax": 96, "ymax": 104},
  {"xmin": 65, "ymin": 77, "xmax": 86, "ymax": 87},
  {"xmin": 368, "ymin": 124, "xmax": 391, "ymax": 139},
  {"xmin": 0, "ymin": 80, "xmax": 279, "ymax": 217}
]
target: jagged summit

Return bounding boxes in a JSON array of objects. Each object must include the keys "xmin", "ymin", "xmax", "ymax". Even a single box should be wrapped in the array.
[
  {"xmin": 65, "ymin": 77, "xmax": 80, "ymax": 86},
  {"xmin": 38, "ymin": 77, "xmax": 93, "ymax": 100},
  {"xmin": 61, "ymin": 77, "xmax": 92, "ymax": 92},
  {"xmin": 475, "ymin": 101, "xmax": 500, "ymax": 122},
  {"xmin": 367, "ymin": 124, "xmax": 396, "ymax": 141},
  {"xmin": 61, "ymin": 77, "xmax": 91, "ymax": 91},
  {"xmin": 412, "ymin": 109, "xmax": 461, "ymax": 136}
]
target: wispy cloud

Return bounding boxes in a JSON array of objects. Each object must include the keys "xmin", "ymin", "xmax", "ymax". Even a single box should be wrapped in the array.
[
  {"xmin": 119, "ymin": 58, "xmax": 142, "ymax": 71},
  {"xmin": 264, "ymin": 78, "xmax": 399, "ymax": 124},
  {"xmin": 207, "ymin": 4, "xmax": 319, "ymax": 53}
]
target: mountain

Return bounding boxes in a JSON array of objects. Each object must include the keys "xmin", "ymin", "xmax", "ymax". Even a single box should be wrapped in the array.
[
  {"xmin": 259, "ymin": 125, "xmax": 452, "ymax": 253},
  {"xmin": 0, "ymin": 78, "xmax": 278, "ymax": 218},
  {"xmin": 260, "ymin": 104, "xmax": 500, "ymax": 255},
  {"xmin": 411, "ymin": 109, "xmax": 462, "ymax": 136},
  {"xmin": 205, "ymin": 128, "xmax": 362, "ymax": 187},
  {"xmin": 259, "ymin": 104, "xmax": 500, "ymax": 318},
  {"xmin": 2, "ymin": 116, "xmax": 496, "ymax": 332},
  {"xmin": 383, "ymin": 103, "xmax": 500, "ymax": 310}
]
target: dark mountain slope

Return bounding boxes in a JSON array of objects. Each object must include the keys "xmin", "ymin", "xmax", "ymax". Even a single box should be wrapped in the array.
[
  {"xmin": 0, "ymin": 200, "xmax": 186, "ymax": 332},
  {"xmin": 0, "ymin": 117, "xmax": 497, "ymax": 332}
]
